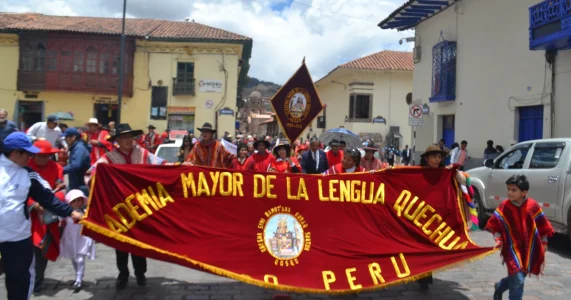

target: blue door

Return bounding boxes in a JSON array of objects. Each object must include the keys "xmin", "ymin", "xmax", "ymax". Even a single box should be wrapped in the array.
[
  {"xmin": 518, "ymin": 105, "xmax": 543, "ymax": 142},
  {"xmin": 442, "ymin": 115, "xmax": 455, "ymax": 147}
]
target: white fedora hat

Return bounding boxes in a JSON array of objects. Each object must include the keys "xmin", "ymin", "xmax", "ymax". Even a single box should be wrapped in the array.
[{"xmin": 87, "ymin": 118, "xmax": 99, "ymax": 125}]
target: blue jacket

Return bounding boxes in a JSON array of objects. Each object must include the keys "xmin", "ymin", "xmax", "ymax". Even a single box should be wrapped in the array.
[
  {"xmin": 0, "ymin": 120, "xmax": 18, "ymax": 146},
  {"xmin": 301, "ymin": 149, "xmax": 329, "ymax": 174},
  {"xmin": 63, "ymin": 140, "xmax": 91, "ymax": 190}
]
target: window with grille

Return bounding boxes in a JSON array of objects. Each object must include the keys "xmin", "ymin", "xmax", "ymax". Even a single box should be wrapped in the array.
[
  {"xmin": 86, "ymin": 47, "xmax": 98, "ymax": 73},
  {"xmin": 151, "ymin": 86, "xmax": 168, "ymax": 120},
  {"xmin": 173, "ymin": 62, "xmax": 195, "ymax": 95},
  {"xmin": 430, "ymin": 40, "xmax": 456, "ymax": 102},
  {"xmin": 348, "ymin": 94, "xmax": 372, "ymax": 122}
]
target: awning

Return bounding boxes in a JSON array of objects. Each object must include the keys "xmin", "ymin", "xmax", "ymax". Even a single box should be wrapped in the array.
[{"xmin": 378, "ymin": 0, "xmax": 456, "ymax": 31}]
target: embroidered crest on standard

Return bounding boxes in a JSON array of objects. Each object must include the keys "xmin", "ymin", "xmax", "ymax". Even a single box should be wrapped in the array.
[
  {"xmin": 257, "ymin": 206, "xmax": 311, "ymax": 267},
  {"xmin": 284, "ymin": 88, "xmax": 311, "ymax": 123}
]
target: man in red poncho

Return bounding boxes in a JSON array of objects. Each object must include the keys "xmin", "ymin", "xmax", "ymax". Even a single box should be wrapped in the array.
[
  {"xmin": 486, "ymin": 174, "xmax": 554, "ymax": 300},
  {"xmin": 185, "ymin": 123, "xmax": 234, "ymax": 168},
  {"xmin": 26, "ymin": 140, "xmax": 66, "ymax": 292},
  {"xmin": 324, "ymin": 148, "xmax": 365, "ymax": 174},
  {"xmin": 244, "ymin": 139, "xmax": 275, "ymax": 172},
  {"xmin": 86, "ymin": 118, "xmax": 112, "ymax": 165}
]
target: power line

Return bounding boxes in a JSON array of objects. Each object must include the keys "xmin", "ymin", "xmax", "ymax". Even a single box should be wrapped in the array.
[{"xmin": 291, "ymin": 0, "xmax": 377, "ymax": 23}]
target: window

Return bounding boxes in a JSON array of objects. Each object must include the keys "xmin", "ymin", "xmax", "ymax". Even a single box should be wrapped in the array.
[
  {"xmin": 46, "ymin": 50, "xmax": 58, "ymax": 71},
  {"xmin": 99, "ymin": 53, "xmax": 110, "ymax": 74},
  {"xmin": 173, "ymin": 62, "xmax": 195, "ymax": 95},
  {"xmin": 35, "ymin": 44, "xmax": 46, "ymax": 71},
  {"xmin": 21, "ymin": 44, "xmax": 34, "ymax": 71},
  {"xmin": 495, "ymin": 144, "xmax": 532, "ymax": 169},
  {"xmin": 73, "ymin": 51, "xmax": 84, "ymax": 72},
  {"xmin": 530, "ymin": 142, "xmax": 565, "ymax": 169},
  {"xmin": 177, "ymin": 62, "xmax": 194, "ymax": 80},
  {"xmin": 60, "ymin": 50, "xmax": 73, "ymax": 72},
  {"xmin": 430, "ymin": 40, "xmax": 456, "ymax": 102},
  {"xmin": 86, "ymin": 47, "xmax": 98, "ymax": 73},
  {"xmin": 151, "ymin": 86, "xmax": 168, "ymax": 120},
  {"xmin": 348, "ymin": 94, "xmax": 372, "ymax": 121},
  {"xmin": 21, "ymin": 43, "xmax": 45, "ymax": 71}
]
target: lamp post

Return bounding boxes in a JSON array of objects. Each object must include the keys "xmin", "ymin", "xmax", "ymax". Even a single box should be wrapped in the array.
[{"xmin": 116, "ymin": 0, "xmax": 128, "ymax": 124}]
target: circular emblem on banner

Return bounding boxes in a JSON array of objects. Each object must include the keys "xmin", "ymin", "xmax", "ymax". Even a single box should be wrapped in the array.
[
  {"xmin": 257, "ymin": 206, "xmax": 310, "ymax": 267},
  {"xmin": 284, "ymin": 88, "xmax": 311, "ymax": 123}
]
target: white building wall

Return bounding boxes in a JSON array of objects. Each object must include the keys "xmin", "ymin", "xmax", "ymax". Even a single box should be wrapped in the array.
[
  {"xmin": 412, "ymin": 0, "xmax": 570, "ymax": 164},
  {"xmin": 306, "ymin": 68, "xmax": 413, "ymax": 148}
]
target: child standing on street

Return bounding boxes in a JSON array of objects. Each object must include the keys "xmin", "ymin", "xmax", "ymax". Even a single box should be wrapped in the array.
[
  {"xmin": 485, "ymin": 175, "xmax": 554, "ymax": 300},
  {"xmin": 60, "ymin": 189, "xmax": 96, "ymax": 291}
]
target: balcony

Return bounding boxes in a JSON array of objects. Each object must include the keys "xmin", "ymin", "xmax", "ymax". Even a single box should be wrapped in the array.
[
  {"xmin": 172, "ymin": 78, "xmax": 195, "ymax": 96},
  {"xmin": 529, "ymin": 0, "xmax": 571, "ymax": 50}
]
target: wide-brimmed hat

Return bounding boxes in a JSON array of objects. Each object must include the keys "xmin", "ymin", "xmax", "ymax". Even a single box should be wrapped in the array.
[
  {"xmin": 197, "ymin": 122, "xmax": 216, "ymax": 132},
  {"xmin": 421, "ymin": 144, "xmax": 447, "ymax": 157},
  {"xmin": 108, "ymin": 123, "xmax": 144, "ymax": 141},
  {"xmin": 147, "ymin": 125, "xmax": 156, "ymax": 130},
  {"xmin": 33, "ymin": 140, "xmax": 60, "ymax": 154},
  {"xmin": 254, "ymin": 139, "xmax": 271, "ymax": 149},
  {"xmin": 86, "ymin": 118, "xmax": 100, "ymax": 125},
  {"xmin": 363, "ymin": 142, "xmax": 378, "ymax": 152},
  {"xmin": 272, "ymin": 139, "xmax": 291, "ymax": 156}
]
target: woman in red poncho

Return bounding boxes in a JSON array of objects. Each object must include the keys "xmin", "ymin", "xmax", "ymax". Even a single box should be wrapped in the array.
[
  {"xmin": 323, "ymin": 148, "xmax": 365, "ymax": 174},
  {"xmin": 267, "ymin": 139, "xmax": 301, "ymax": 173},
  {"xmin": 244, "ymin": 139, "xmax": 275, "ymax": 172},
  {"xmin": 26, "ymin": 140, "xmax": 66, "ymax": 292},
  {"xmin": 230, "ymin": 143, "xmax": 249, "ymax": 171}
]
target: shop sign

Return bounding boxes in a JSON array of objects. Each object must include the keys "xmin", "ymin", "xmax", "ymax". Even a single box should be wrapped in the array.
[
  {"xmin": 167, "ymin": 106, "xmax": 195, "ymax": 114},
  {"xmin": 199, "ymin": 80, "xmax": 223, "ymax": 93},
  {"xmin": 218, "ymin": 107, "xmax": 234, "ymax": 116}
]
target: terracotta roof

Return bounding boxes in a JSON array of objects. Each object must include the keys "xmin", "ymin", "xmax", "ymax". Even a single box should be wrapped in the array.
[
  {"xmin": 340, "ymin": 50, "xmax": 413, "ymax": 71},
  {"xmin": 0, "ymin": 12, "xmax": 251, "ymax": 41}
]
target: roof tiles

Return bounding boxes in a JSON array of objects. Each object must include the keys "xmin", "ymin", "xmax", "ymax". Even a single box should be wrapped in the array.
[
  {"xmin": 0, "ymin": 13, "xmax": 251, "ymax": 41},
  {"xmin": 340, "ymin": 50, "xmax": 413, "ymax": 71}
]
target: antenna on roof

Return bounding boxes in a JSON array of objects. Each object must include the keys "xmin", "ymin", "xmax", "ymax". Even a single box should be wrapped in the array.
[{"xmin": 184, "ymin": 18, "xmax": 190, "ymax": 22}]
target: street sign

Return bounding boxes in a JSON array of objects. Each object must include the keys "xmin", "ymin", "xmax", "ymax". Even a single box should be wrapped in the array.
[{"xmin": 409, "ymin": 104, "xmax": 423, "ymax": 126}]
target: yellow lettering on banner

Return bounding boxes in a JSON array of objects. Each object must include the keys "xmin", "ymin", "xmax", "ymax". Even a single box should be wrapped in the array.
[
  {"xmin": 146, "ymin": 186, "xmax": 164, "ymax": 208},
  {"xmin": 429, "ymin": 222, "xmax": 451, "ymax": 243},
  {"xmin": 374, "ymin": 183, "xmax": 385, "ymax": 204},
  {"xmin": 351, "ymin": 181, "xmax": 360, "ymax": 203},
  {"xmin": 180, "ymin": 173, "xmax": 196, "ymax": 198},
  {"xmin": 135, "ymin": 189, "xmax": 159, "ymax": 215},
  {"xmin": 219, "ymin": 172, "xmax": 232, "ymax": 196},
  {"xmin": 329, "ymin": 180, "xmax": 339, "ymax": 201},
  {"xmin": 339, "ymin": 180, "xmax": 349, "ymax": 202},
  {"xmin": 113, "ymin": 203, "xmax": 136, "ymax": 229},
  {"xmin": 322, "ymin": 271, "xmax": 336, "ymax": 290},
  {"xmin": 391, "ymin": 253, "xmax": 411, "ymax": 278},
  {"xmin": 345, "ymin": 268, "xmax": 362, "ymax": 290},
  {"xmin": 254, "ymin": 174, "xmax": 265, "ymax": 198},
  {"xmin": 394, "ymin": 190, "xmax": 411, "ymax": 217},
  {"xmin": 453, "ymin": 241, "xmax": 469, "ymax": 250},
  {"xmin": 403, "ymin": 197, "xmax": 424, "ymax": 220},
  {"xmin": 422, "ymin": 213, "xmax": 442, "ymax": 236},
  {"xmin": 414, "ymin": 205, "xmax": 435, "ymax": 229},
  {"xmin": 318, "ymin": 179, "xmax": 329, "ymax": 201},
  {"xmin": 197, "ymin": 172, "xmax": 211, "ymax": 197},
  {"xmin": 267, "ymin": 175, "xmax": 277, "ymax": 199},
  {"xmin": 232, "ymin": 173, "xmax": 244, "ymax": 197},
  {"xmin": 156, "ymin": 183, "xmax": 175, "ymax": 206},
  {"xmin": 104, "ymin": 214, "xmax": 128, "ymax": 233},
  {"xmin": 209, "ymin": 172, "xmax": 220, "ymax": 196},
  {"xmin": 297, "ymin": 178, "xmax": 308, "ymax": 200},
  {"xmin": 264, "ymin": 274, "xmax": 278, "ymax": 285},
  {"xmin": 286, "ymin": 177, "xmax": 298, "ymax": 200},
  {"xmin": 124, "ymin": 194, "xmax": 148, "ymax": 221},
  {"xmin": 439, "ymin": 230, "xmax": 460, "ymax": 250},
  {"xmin": 368, "ymin": 263, "xmax": 386, "ymax": 285}
]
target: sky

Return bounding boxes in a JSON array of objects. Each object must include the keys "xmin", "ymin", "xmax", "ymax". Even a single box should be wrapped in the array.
[{"xmin": 0, "ymin": 0, "xmax": 414, "ymax": 84}]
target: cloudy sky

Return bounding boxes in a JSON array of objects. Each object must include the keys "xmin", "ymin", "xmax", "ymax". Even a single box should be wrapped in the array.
[{"xmin": 0, "ymin": 0, "xmax": 414, "ymax": 84}]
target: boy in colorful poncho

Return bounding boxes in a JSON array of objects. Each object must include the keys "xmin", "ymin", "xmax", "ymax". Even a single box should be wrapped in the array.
[{"xmin": 485, "ymin": 174, "xmax": 554, "ymax": 300}]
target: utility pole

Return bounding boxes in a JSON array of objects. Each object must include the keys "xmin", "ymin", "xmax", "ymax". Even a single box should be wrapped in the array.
[{"xmin": 116, "ymin": 0, "xmax": 128, "ymax": 124}]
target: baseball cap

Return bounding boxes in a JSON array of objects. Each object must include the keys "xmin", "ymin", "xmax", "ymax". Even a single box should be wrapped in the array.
[
  {"xmin": 3, "ymin": 132, "xmax": 40, "ymax": 153},
  {"xmin": 47, "ymin": 114, "xmax": 59, "ymax": 123},
  {"xmin": 61, "ymin": 127, "xmax": 81, "ymax": 138}
]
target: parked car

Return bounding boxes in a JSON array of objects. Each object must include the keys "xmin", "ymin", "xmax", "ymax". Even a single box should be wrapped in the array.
[
  {"xmin": 155, "ymin": 139, "xmax": 182, "ymax": 163},
  {"xmin": 467, "ymin": 138, "xmax": 571, "ymax": 239}
]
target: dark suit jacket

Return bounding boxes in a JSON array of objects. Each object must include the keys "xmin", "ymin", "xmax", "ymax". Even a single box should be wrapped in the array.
[
  {"xmin": 402, "ymin": 148, "xmax": 412, "ymax": 160},
  {"xmin": 301, "ymin": 149, "xmax": 329, "ymax": 174}
]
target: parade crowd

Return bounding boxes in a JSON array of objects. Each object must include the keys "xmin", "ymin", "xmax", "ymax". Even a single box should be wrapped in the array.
[{"xmin": 0, "ymin": 110, "xmax": 556, "ymax": 300}]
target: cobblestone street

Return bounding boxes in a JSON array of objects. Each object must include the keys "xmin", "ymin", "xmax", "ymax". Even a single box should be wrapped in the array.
[{"xmin": 1, "ymin": 231, "xmax": 570, "ymax": 300}]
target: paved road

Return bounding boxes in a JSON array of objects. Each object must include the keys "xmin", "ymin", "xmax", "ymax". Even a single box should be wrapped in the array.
[{"xmin": 1, "ymin": 231, "xmax": 570, "ymax": 300}]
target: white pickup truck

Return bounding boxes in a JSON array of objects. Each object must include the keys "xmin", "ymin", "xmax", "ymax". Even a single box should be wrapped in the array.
[{"xmin": 467, "ymin": 138, "xmax": 571, "ymax": 238}]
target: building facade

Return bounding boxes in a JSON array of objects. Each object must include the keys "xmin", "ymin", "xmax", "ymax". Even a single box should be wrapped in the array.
[
  {"xmin": 303, "ymin": 51, "xmax": 413, "ymax": 148},
  {"xmin": 380, "ymin": 0, "xmax": 571, "ymax": 165},
  {"xmin": 0, "ymin": 13, "xmax": 252, "ymax": 137},
  {"xmin": 237, "ymin": 90, "xmax": 278, "ymax": 137}
]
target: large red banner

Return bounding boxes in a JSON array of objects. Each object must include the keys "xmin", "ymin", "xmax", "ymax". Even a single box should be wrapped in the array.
[{"xmin": 82, "ymin": 165, "xmax": 495, "ymax": 294}]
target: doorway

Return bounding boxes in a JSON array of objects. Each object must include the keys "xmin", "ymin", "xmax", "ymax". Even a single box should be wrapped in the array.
[
  {"xmin": 442, "ymin": 115, "xmax": 455, "ymax": 147},
  {"xmin": 17, "ymin": 100, "xmax": 44, "ymax": 132},
  {"xmin": 94, "ymin": 103, "xmax": 118, "ymax": 126},
  {"xmin": 518, "ymin": 105, "xmax": 543, "ymax": 142}
]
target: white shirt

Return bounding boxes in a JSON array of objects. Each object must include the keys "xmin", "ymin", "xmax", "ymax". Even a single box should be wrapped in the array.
[
  {"xmin": 26, "ymin": 122, "xmax": 67, "ymax": 148},
  {"xmin": 345, "ymin": 166, "xmax": 356, "ymax": 173},
  {"xmin": 0, "ymin": 155, "xmax": 32, "ymax": 242},
  {"xmin": 312, "ymin": 150, "xmax": 319, "ymax": 170}
]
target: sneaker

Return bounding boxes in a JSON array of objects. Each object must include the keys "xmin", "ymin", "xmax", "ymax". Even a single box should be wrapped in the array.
[
  {"xmin": 73, "ymin": 280, "xmax": 83, "ymax": 292},
  {"xmin": 493, "ymin": 282, "xmax": 502, "ymax": 300},
  {"xmin": 136, "ymin": 275, "xmax": 147, "ymax": 287}
]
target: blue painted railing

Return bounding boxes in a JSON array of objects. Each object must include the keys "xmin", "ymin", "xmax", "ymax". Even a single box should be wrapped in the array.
[
  {"xmin": 529, "ymin": 0, "xmax": 571, "ymax": 50},
  {"xmin": 529, "ymin": 0, "xmax": 571, "ymax": 29},
  {"xmin": 429, "ymin": 40, "xmax": 456, "ymax": 102}
]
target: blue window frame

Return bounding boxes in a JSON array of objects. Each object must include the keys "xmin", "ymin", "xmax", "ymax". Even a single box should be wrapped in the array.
[{"xmin": 429, "ymin": 40, "xmax": 456, "ymax": 102}]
